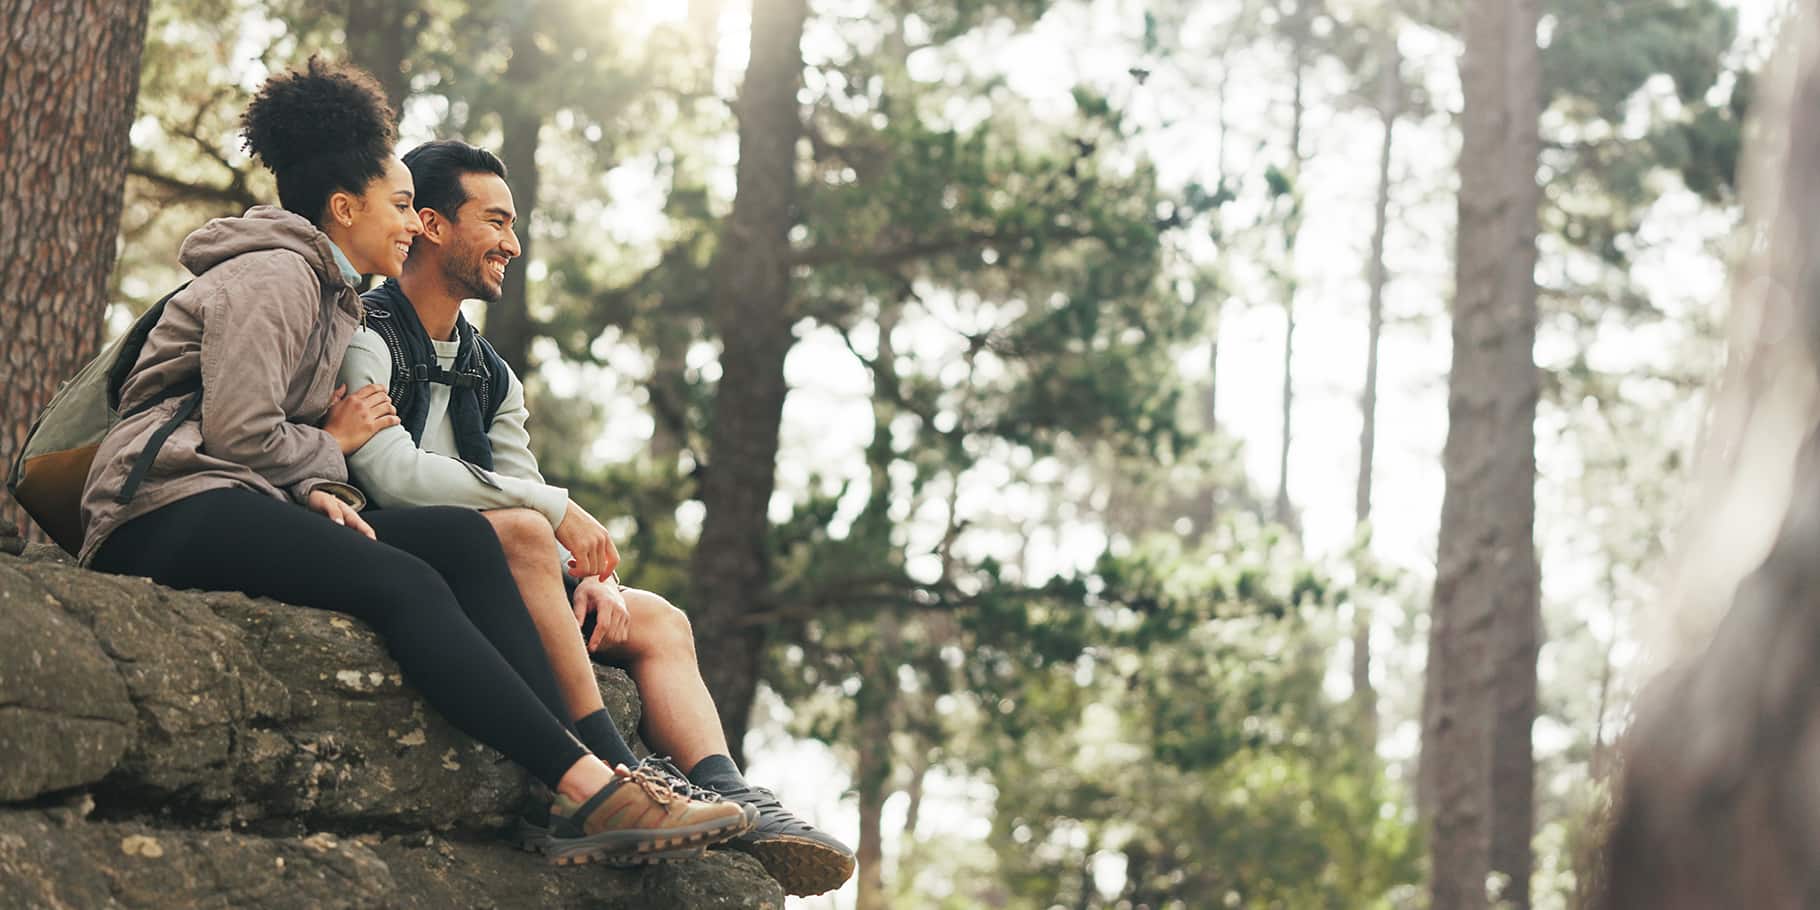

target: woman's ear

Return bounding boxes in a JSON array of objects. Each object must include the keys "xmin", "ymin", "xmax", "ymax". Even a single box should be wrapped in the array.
[{"xmin": 326, "ymin": 190, "xmax": 357, "ymax": 229}]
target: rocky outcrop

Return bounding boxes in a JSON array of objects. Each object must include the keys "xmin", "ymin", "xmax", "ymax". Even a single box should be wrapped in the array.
[{"xmin": 0, "ymin": 546, "xmax": 782, "ymax": 908}]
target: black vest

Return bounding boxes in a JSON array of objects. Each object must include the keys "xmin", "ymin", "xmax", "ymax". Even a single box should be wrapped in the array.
[{"xmin": 359, "ymin": 279, "xmax": 507, "ymax": 470}]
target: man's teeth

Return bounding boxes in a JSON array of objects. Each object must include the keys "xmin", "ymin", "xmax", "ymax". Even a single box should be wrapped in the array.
[{"xmin": 395, "ymin": 242, "xmax": 410, "ymax": 256}]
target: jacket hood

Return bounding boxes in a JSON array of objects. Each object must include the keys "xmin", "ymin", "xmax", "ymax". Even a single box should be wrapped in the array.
[{"xmin": 178, "ymin": 205, "xmax": 344, "ymax": 287}]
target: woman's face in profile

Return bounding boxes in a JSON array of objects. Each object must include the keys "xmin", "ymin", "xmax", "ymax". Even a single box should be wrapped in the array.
[{"xmin": 340, "ymin": 157, "xmax": 423, "ymax": 278}]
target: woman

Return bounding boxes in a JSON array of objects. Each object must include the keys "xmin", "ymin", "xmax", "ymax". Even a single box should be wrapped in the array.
[{"xmin": 79, "ymin": 58, "xmax": 748, "ymax": 865}]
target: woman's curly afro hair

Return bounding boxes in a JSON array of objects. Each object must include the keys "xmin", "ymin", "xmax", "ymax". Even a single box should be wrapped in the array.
[{"xmin": 241, "ymin": 56, "xmax": 397, "ymax": 225}]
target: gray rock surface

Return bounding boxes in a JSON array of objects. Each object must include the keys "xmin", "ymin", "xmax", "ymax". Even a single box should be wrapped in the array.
[
  {"xmin": 0, "ymin": 548, "xmax": 782, "ymax": 908},
  {"xmin": 0, "ymin": 808, "xmax": 780, "ymax": 909}
]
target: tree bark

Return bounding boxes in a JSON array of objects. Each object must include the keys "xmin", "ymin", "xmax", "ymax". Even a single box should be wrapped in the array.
[
  {"xmin": 1599, "ymin": 7, "xmax": 1820, "ymax": 904},
  {"xmin": 1352, "ymin": 31, "xmax": 1399, "ymax": 759},
  {"xmin": 0, "ymin": 0, "xmax": 152, "ymax": 537},
  {"xmin": 490, "ymin": 7, "xmax": 546, "ymax": 376},
  {"xmin": 854, "ymin": 614, "xmax": 896, "ymax": 910},
  {"xmin": 647, "ymin": 0, "xmax": 727, "ymax": 464},
  {"xmin": 1274, "ymin": 30, "xmax": 1306, "ymax": 530},
  {"xmin": 688, "ymin": 0, "xmax": 807, "ymax": 764},
  {"xmin": 1425, "ymin": 0, "xmax": 1540, "ymax": 906},
  {"xmin": 345, "ymin": 0, "xmax": 418, "ymax": 114}
]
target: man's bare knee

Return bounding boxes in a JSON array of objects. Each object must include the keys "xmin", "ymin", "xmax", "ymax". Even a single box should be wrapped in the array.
[
  {"xmin": 624, "ymin": 590, "xmax": 695, "ymax": 656},
  {"xmin": 483, "ymin": 508, "xmax": 557, "ymax": 560}
]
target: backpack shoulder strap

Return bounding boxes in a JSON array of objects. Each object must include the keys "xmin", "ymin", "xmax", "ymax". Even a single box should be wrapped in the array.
[
  {"xmin": 107, "ymin": 282, "xmax": 192, "ymax": 411},
  {"xmin": 470, "ymin": 332, "xmax": 511, "ymax": 427},
  {"xmin": 362, "ymin": 305, "xmax": 416, "ymax": 415}
]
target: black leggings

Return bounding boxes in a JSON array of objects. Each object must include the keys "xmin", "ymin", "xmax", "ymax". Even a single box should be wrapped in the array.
[{"xmin": 93, "ymin": 488, "xmax": 589, "ymax": 789}]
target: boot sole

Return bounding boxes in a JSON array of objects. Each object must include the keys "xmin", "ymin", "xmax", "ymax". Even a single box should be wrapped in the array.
[
  {"xmin": 728, "ymin": 835, "xmax": 857, "ymax": 896},
  {"xmin": 516, "ymin": 826, "xmax": 704, "ymax": 863},
  {"xmin": 542, "ymin": 813, "xmax": 751, "ymax": 866}
]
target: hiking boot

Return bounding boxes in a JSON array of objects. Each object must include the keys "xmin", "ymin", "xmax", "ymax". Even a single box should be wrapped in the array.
[
  {"xmin": 513, "ymin": 782, "xmax": 556, "ymax": 852},
  {"xmin": 715, "ymin": 784, "xmax": 856, "ymax": 896},
  {"xmin": 514, "ymin": 758, "xmax": 758, "ymax": 853},
  {"xmin": 541, "ymin": 764, "xmax": 752, "ymax": 866}
]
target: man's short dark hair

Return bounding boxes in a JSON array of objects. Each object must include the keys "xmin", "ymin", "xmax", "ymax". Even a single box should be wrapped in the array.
[{"xmin": 401, "ymin": 140, "xmax": 509, "ymax": 220}]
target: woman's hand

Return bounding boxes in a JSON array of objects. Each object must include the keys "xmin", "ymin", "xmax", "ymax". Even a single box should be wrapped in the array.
[
  {"xmin": 307, "ymin": 489, "xmax": 375, "ymax": 539},
  {"xmin": 321, "ymin": 384, "xmax": 400, "ymax": 454}
]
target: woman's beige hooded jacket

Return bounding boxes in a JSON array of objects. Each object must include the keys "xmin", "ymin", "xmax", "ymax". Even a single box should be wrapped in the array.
[{"xmin": 79, "ymin": 206, "xmax": 365, "ymax": 565}]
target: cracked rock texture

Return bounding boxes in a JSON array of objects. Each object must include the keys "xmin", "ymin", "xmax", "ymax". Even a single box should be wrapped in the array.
[{"xmin": 0, "ymin": 546, "xmax": 783, "ymax": 909}]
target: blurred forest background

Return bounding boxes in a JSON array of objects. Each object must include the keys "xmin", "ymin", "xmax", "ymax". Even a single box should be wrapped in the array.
[{"xmin": 0, "ymin": 0, "xmax": 1776, "ymax": 906}]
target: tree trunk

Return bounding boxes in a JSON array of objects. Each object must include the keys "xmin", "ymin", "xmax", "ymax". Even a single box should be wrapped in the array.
[
  {"xmin": 854, "ymin": 614, "xmax": 897, "ymax": 910},
  {"xmin": 688, "ymin": 0, "xmax": 807, "ymax": 764},
  {"xmin": 902, "ymin": 743, "xmax": 929, "ymax": 838},
  {"xmin": 648, "ymin": 325, "xmax": 691, "ymax": 463},
  {"xmin": 0, "ymin": 0, "xmax": 152, "ymax": 537},
  {"xmin": 1485, "ymin": 2, "xmax": 1542, "ymax": 901},
  {"xmin": 1274, "ymin": 32, "xmax": 1306, "ymax": 529},
  {"xmin": 648, "ymin": 0, "xmax": 727, "ymax": 464},
  {"xmin": 1352, "ymin": 31, "xmax": 1399, "ymax": 758},
  {"xmin": 1425, "ymin": 0, "xmax": 1541, "ymax": 906},
  {"xmin": 490, "ymin": 8, "xmax": 546, "ymax": 375},
  {"xmin": 1599, "ymin": 7, "xmax": 1820, "ymax": 904},
  {"xmin": 345, "ymin": 0, "xmax": 418, "ymax": 114}
]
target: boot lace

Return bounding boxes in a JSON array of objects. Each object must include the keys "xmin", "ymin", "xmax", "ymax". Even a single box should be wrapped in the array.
[
  {"xmin": 615, "ymin": 763, "xmax": 678, "ymax": 806},
  {"xmin": 635, "ymin": 755, "xmax": 726, "ymax": 803}
]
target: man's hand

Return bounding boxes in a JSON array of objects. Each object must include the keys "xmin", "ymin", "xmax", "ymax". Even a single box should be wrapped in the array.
[
  {"xmin": 555, "ymin": 500, "xmax": 620, "ymax": 581},
  {"xmin": 307, "ymin": 489, "xmax": 375, "ymax": 540},
  {"xmin": 321, "ymin": 384, "xmax": 399, "ymax": 455},
  {"xmin": 574, "ymin": 577, "xmax": 631, "ymax": 652}
]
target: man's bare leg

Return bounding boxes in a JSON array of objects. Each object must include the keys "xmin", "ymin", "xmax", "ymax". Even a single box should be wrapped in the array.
[
  {"xmin": 590, "ymin": 588, "xmax": 858, "ymax": 897},
  {"xmin": 597, "ymin": 588, "xmax": 730, "ymax": 769},
  {"xmin": 482, "ymin": 508, "xmax": 605, "ymax": 722}
]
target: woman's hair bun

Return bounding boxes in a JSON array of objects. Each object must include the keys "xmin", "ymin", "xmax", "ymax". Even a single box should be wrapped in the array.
[
  {"xmin": 241, "ymin": 55, "xmax": 395, "ymax": 176},
  {"xmin": 238, "ymin": 56, "xmax": 397, "ymax": 222}
]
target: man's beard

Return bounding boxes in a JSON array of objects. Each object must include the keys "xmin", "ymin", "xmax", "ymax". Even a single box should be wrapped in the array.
[{"xmin": 444, "ymin": 248, "xmax": 503, "ymax": 302}]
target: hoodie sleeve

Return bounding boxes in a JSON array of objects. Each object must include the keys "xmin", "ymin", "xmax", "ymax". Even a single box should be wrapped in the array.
[{"xmin": 196, "ymin": 251, "xmax": 349, "ymax": 500}]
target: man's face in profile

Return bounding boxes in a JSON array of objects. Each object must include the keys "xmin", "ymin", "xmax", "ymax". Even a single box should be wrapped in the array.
[{"xmin": 440, "ymin": 172, "xmax": 520, "ymax": 302}]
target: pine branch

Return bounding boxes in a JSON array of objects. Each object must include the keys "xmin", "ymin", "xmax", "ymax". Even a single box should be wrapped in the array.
[{"xmin": 127, "ymin": 162, "xmax": 260, "ymax": 211}]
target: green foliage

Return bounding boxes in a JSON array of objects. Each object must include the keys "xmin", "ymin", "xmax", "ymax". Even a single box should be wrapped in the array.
[{"xmin": 963, "ymin": 531, "xmax": 1420, "ymax": 908}]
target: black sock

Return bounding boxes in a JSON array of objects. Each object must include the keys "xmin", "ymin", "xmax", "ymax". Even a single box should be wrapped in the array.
[
  {"xmin": 688, "ymin": 753, "xmax": 749, "ymax": 794},
  {"xmin": 573, "ymin": 709, "xmax": 639, "ymax": 769}
]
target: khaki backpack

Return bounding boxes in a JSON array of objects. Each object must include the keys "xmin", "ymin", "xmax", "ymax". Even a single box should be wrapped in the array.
[{"xmin": 7, "ymin": 285, "xmax": 193, "ymax": 554}]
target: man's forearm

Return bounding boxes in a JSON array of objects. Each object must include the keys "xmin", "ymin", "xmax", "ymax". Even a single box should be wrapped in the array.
[{"xmin": 349, "ymin": 425, "xmax": 568, "ymax": 524}]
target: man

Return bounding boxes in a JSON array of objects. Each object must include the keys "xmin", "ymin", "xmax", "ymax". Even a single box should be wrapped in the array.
[{"xmin": 336, "ymin": 140, "xmax": 854, "ymax": 897}]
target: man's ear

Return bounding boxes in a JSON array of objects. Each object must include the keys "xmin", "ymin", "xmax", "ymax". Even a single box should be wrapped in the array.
[{"xmin": 417, "ymin": 207, "xmax": 449, "ymax": 244}]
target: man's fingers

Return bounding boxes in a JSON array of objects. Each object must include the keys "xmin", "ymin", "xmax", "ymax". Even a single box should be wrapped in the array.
[{"xmin": 587, "ymin": 613, "xmax": 608, "ymax": 652}]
